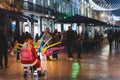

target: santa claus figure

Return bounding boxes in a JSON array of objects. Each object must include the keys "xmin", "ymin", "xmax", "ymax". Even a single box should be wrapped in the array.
[{"xmin": 20, "ymin": 39, "xmax": 45, "ymax": 78}]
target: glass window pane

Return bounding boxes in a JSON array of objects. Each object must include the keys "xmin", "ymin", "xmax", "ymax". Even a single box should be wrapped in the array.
[{"xmin": 33, "ymin": 0, "xmax": 36, "ymax": 4}]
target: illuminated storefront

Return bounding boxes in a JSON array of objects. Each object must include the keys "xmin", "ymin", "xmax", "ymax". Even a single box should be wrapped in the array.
[
  {"xmin": 0, "ymin": 0, "xmax": 107, "ymax": 39},
  {"xmin": 21, "ymin": 0, "xmax": 82, "ymax": 38}
]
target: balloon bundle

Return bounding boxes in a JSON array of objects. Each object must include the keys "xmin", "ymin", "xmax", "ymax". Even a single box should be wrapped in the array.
[
  {"xmin": 42, "ymin": 46, "xmax": 65, "ymax": 56},
  {"xmin": 13, "ymin": 33, "xmax": 65, "ymax": 57}
]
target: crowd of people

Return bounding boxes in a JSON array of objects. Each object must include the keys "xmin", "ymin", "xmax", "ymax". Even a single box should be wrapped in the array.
[
  {"xmin": 35, "ymin": 26, "xmax": 82, "ymax": 60},
  {"xmin": 12, "ymin": 26, "xmax": 81, "ymax": 60},
  {"xmin": 107, "ymin": 29, "xmax": 120, "ymax": 51},
  {"xmin": 1, "ymin": 25, "xmax": 109, "ymax": 75},
  {"xmin": 0, "ymin": 26, "xmax": 83, "ymax": 70}
]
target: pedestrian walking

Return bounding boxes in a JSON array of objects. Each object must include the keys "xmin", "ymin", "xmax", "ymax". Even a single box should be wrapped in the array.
[
  {"xmin": 107, "ymin": 29, "xmax": 114, "ymax": 51},
  {"xmin": 0, "ymin": 31, "xmax": 8, "ymax": 68}
]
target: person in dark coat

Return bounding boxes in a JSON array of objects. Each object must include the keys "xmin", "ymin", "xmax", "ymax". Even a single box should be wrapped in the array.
[
  {"xmin": 114, "ymin": 29, "xmax": 119, "ymax": 49},
  {"xmin": 65, "ymin": 26, "xmax": 77, "ymax": 60},
  {"xmin": 107, "ymin": 29, "xmax": 114, "ymax": 51},
  {"xmin": 35, "ymin": 33, "xmax": 40, "ymax": 42},
  {"xmin": 0, "ymin": 31, "xmax": 8, "ymax": 68}
]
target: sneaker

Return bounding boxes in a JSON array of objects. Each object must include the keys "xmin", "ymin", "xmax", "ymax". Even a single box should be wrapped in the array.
[
  {"xmin": 38, "ymin": 71, "xmax": 45, "ymax": 77},
  {"xmin": 69, "ymin": 58, "xmax": 73, "ymax": 60}
]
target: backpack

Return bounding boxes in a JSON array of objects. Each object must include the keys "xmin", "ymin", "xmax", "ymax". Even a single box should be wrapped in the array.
[{"xmin": 20, "ymin": 42, "xmax": 33, "ymax": 60}]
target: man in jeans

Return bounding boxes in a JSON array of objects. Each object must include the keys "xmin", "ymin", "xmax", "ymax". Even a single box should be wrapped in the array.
[{"xmin": 65, "ymin": 26, "xmax": 77, "ymax": 60}]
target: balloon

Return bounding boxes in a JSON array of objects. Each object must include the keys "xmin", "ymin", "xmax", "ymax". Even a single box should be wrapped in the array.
[
  {"xmin": 13, "ymin": 43, "xmax": 23, "ymax": 52},
  {"xmin": 36, "ymin": 33, "xmax": 45, "ymax": 50},
  {"xmin": 41, "ymin": 42, "xmax": 61, "ymax": 54},
  {"xmin": 34, "ymin": 40, "xmax": 42, "ymax": 49},
  {"xmin": 49, "ymin": 55, "xmax": 53, "ymax": 60},
  {"xmin": 42, "ymin": 37, "xmax": 52, "ymax": 48},
  {"xmin": 51, "ymin": 48, "xmax": 66, "ymax": 55},
  {"xmin": 42, "ymin": 46, "xmax": 65, "ymax": 56}
]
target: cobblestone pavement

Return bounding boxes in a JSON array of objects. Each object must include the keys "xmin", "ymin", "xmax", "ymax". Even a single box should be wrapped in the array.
[{"xmin": 0, "ymin": 44, "xmax": 120, "ymax": 80}]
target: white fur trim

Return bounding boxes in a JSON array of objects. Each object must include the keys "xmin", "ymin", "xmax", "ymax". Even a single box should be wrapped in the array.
[{"xmin": 22, "ymin": 59, "xmax": 37, "ymax": 67}]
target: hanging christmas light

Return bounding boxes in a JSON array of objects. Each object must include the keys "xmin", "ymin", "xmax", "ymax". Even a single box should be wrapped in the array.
[{"xmin": 89, "ymin": 0, "xmax": 120, "ymax": 11}]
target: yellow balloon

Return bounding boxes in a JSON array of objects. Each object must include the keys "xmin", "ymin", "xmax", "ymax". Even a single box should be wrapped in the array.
[
  {"xmin": 34, "ymin": 39, "xmax": 42, "ymax": 49},
  {"xmin": 41, "ymin": 42, "xmax": 61, "ymax": 54},
  {"xmin": 49, "ymin": 56, "xmax": 53, "ymax": 60},
  {"xmin": 37, "ymin": 39, "xmax": 41, "ymax": 43},
  {"xmin": 13, "ymin": 43, "xmax": 23, "ymax": 52}
]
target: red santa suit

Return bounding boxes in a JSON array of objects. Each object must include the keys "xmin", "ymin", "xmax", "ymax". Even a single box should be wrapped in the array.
[{"xmin": 20, "ymin": 40, "xmax": 42, "ymax": 74}]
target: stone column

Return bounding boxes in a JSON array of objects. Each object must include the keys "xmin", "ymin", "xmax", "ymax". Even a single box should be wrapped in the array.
[
  {"xmin": 31, "ymin": 15, "xmax": 34, "ymax": 38},
  {"xmin": 15, "ymin": 20, "xmax": 20, "ymax": 35},
  {"xmin": 19, "ymin": 22, "xmax": 23, "ymax": 35},
  {"xmin": 40, "ymin": 17, "xmax": 42, "ymax": 32},
  {"xmin": 38, "ymin": 16, "xmax": 41, "ymax": 34},
  {"xmin": 61, "ymin": 23, "xmax": 64, "ymax": 32}
]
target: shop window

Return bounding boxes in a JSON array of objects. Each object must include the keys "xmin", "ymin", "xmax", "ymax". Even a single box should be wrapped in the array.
[
  {"xmin": 33, "ymin": 0, "xmax": 36, "ymax": 4},
  {"xmin": 25, "ymin": 26, "xmax": 29, "ymax": 32},
  {"xmin": 11, "ymin": 21, "xmax": 16, "ymax": 32}
]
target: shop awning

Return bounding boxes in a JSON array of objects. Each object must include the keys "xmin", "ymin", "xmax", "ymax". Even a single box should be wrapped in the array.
[
  {"xmin": 22, "ymin": 15, "xmax": 38, "ymax": 22},
  {"xmin": 8, "ymin": 10, "xmax": 38, "ymax": 22},
  {"xmin": 0, "ymin": 8, "xmax": 38, "ymax": 22},
  {"xmin": 0, "ymin": 8, "xmax": 26, "ymax": 22},
  {"xmin": 8, "ymin": 11, "xmax": 27, "ymax": 22},
  {"xmin": 57, "ymin": 14, "xmax": 107, "ymax": 26}
]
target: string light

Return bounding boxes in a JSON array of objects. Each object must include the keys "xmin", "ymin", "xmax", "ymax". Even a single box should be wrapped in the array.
[{"xmin": 89, "ymin": 0, "xmax": 120, "ymax": 11}]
